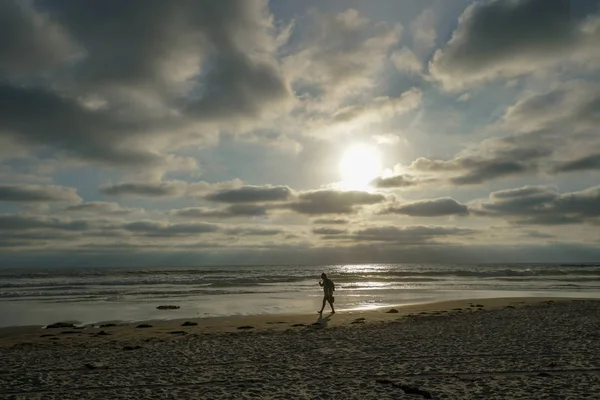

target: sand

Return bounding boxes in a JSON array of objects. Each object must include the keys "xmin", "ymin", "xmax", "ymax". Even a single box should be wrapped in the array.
[{"xmin": 1, "ymin": 297, "xmax": 599, "ymax": 399}]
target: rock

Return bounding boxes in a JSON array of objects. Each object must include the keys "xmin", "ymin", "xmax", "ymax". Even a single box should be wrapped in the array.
[
  {"xmin": 538, "ymin": 372, "xmax": 552, "ymax": 378},
  {"xmin": 400, "ymin": 385, "xmax": 433, "ymax": 399},
  {"xmin": 386, "ymin": 308, "xmax": 399, "ymax": 314},
  {"xmin": 60, "ymin": 331, "xmax": 80, "ymax": 334},
  {"xmin": 505, "ymin": 306, "xmax": 515, "ymax": 309},
  {"xmin": 84, "ymin": 362, "xmax": 108, "ymax": 369},
  {"xmin": 136, "ymin": 324, "xmax": 153, "ymax": 328},
  {"xmin": 237, "ymin": 325, "xmax": 254, "ymax": 330},
  {"xmin": 156, "ymin": 305, "xmax": 180, "ymax": 310},
  {"xmin": 96, "ymin": 331, "xmax": 110, "ymax": 336},
  {"xmin": 354, "ymin": 317, "xmax": 366, "ymax": 321},
  {"xmin": 123, "ymin": 345, "xmax": 142, "ymax": 351},
  {"xmin": 452, "ymin": 308, "xmax": 462, "ymax": 311},
  {"xmin": 291, "ymin": 323, "xmax": 305, "ymax": 327},
  {"xmin": 181, "ymin": 321, "xmax": 197, "ymax": 326},
  {"xmin": 169, "ymin": 331, "xmax": 187, "ymax": 335},
  {"xmin": 100, "ymin": 323, "xmax": 117, "ymax": 328},
  {"xmin": 350, "ymin": 320, "xmax": 364, "ymax": 324},
  {"xmin": 475, "ymin": 304, "xmax": 484, "ymax": 308},
  {"xmin": 46, "ymin": 322, "xmax": 75, "ymax": 329}
]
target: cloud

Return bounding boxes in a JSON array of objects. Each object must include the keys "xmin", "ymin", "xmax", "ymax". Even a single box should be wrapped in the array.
[
  {"xmin": 288, "ymin": 190, "xmax": 386, "ymax": 215},
  {"xmin": 411, "ymin": 8, "xmax": 437, "ymax": 52},
  {"xmin": 64, "ymin": 202, "xmax": 140, "ymax": 215},
  {"xmin": 429, "ymin": 0, "xmax": 600, "ymax": 89},
  {"xmin": 225, "ymin": 226, "xmax": 283, "ymax": 236},
  {"xmin": 471, "ymin": 185, "xmax": 600, "ymax": 225},
  {"xmin": 391, "ymin": 47, "xmax": 422, "ymax": 73},
  {"xmin": 0, "ymin": 1, "xmax": 80, "ymax": 79},
  {"xmin": 0, "ymin": 184, "xmax": 81, "ymax": 203},
  {"xmin": 101, "ymin": 181, "xmax": 187, "ymax": 197},
  {"xmin": 284, "ymin": 8, "xmax": 402, "ymax": 99},
  {"xmin": 205, "ymin": 185, "xmax": 292, "ymax": 203},
  {"xmin": 351, "ymin": 225, "xmax": 476, "ymax": 244},
  {"xmin": 0, "ymin": 214, "xmax": 89, "ymax": 231},
  {"xmin": 0, "ymin": 0, "xmax": 291, "ymax": 168},
  {"xmin": 554, "ymin": 153, "xmax": 600, "ymax": 173},
  {"xmin": 372, "ymin": 174, "xmax": 427, "ymax": 189},
  {"xmin": 123, "ymin": 221, "xmax": 220, "ymax": 237},
  {"xmin": 312, "ymin": 218, "xmax": 349, "ymax": 225},
  {"xmin": 170, "ymin": 204, "xmax": 268, "ymax": 219},
  {"xmin": 380, "ymin": 197, "xmax": 469, "ymax": 217},
  {"xmin": 331, "ymin": 88, "xmax": 422, "ymax": 124},
  {"xmin": 312, "ymin": 227, "xmax": 347, "ymax": 235}
]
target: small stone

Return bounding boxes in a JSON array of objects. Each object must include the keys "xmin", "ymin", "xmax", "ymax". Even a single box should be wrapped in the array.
[
  {"xmin": 386, "ymin": 308, "xmax": 399, "ymax": 314},
  {"xmin": 291, "ymin": 323, "xmax": 305, "ymax": 327},
  {"xmin": 354, "ymin": 317, "xmax": 366, "ymax": 321},
  {"xmin": 46, "ymin": 322, "xmax": 75, "ymax": 329},
  {"xmin": 169, "ymin": 331, "xmax": 187, "ymax": 335},
  {"xmin": 60, "ymin": 331, "xmax": 80, "ymax": 334},
  {"xmin": 123, "ymin": 345, "xmax": 142, "ymax": 351},
  {"xmin": 538, "ymin": 372, "xmax": 552, "ymax": 378},
  {"xmin": 84, "ymin": 362, "xmax": 107, "ymax": 369},
  {"xmin": 136, "ymin": 324, "xmax": 153, "ymax": 328},
  {"xmin": 475, "ymin": 304, "xmax": 484, "ymax": 308},
  {"xmin": 237, "ymin": 325, "xmax": 254, "ymax": 330},
  {"xmin": 156, "ymin": 305, "xmax": 180, "ymax": 310},
  {"xmin": 96, "ymin": 331, "xmax": 110, "ymax": 336},
  {"xmin": 181, "ymin": 321, "xmax": 197, "ymax": 326},
  {"xmin": 100, "ymin": 323, "xmax": 117, "ymax": 328}
]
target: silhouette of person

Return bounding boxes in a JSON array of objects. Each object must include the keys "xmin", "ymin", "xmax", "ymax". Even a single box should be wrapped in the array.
[{"xmin": 318, "ymin": 273, "xmax": 335, "ymax": 314}]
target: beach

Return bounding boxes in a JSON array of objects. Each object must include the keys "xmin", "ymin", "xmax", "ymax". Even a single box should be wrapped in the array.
[{"xmin": 1, "ymin": 297, "xmax": 599, "ymax": 399}]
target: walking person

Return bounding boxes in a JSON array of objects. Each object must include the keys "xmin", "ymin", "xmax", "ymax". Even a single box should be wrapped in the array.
[{"xmin": 318, "ymin": 273, "xmax": 335, "ymax": 314}]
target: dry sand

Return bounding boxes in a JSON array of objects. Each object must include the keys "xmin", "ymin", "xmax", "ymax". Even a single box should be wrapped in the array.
[{"xmin": 1, "ymin": 297, "xmax": 599, "ymax": 399}]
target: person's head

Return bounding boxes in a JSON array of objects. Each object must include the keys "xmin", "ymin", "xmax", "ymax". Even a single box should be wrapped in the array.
[{"xmin": 321, "ymin": 273, "xmax": 327, "ymax": 279}]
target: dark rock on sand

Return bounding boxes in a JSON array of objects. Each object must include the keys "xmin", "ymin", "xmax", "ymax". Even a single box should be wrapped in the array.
[
  {"xmin": 100, "ymin": 323, "xmax": 117, "ymax": 328},
  {"xmin": 237, "ymin": 326, "xmax": 254, "ymax": 330},
  {"xmin": 40, "ymin": 334, "xmax": 55, "ymax": 337},
  {"xmin": 291, "ymin": 323, "xmax": 306, "ymax": 327},
  {"xmin": 46, "ymin": 322, "xmax": 75, "ymax": 329},
  {"xmin": 354, "ymin": 317, "xmax": 366, "ymax": 321},
  {"xmin": 181, "ymin": 321, "xmax": 198, "ymax": 326},
  {"xmin": 475, "ymin": 304, "xmax": 484, "ymax": 308},
  {"xmin": 85, "ymin": 362, "xmax": 108, "ymax": 369},
  {"xmin": 386, "ymin": 308, "xmax": 399, "ymax": 313},
  {"xmin": 169, "ymin": 331, "xmax": 187, "ymax": 335},
  {"xmin": 96, "ymin": 331, "xmax": 110, "ymax": 336},
  {"xmin": 538, "ymin": 372, "xmax": 553, "ymax": 378},
  {"xmin": 60, "ymin": 331, "xmax": 80, "ymax": 334},
  {"xmin": 375, "ymin": 379, "xmax": 432, "ymax": 399},
  {"xmin": 351, "ymin": 320, "xmax": 364, "ymax": 324},
  {"xmin": 136, "ymin": 324, "xmax": 153, "ymax": 328},
  {"xmin": 156, "ymin": 305, "xmax": 180, "ymax": 310},
  {"xmin": 123, "ymin": 345, "xmax": 142, "ymax": 351}
]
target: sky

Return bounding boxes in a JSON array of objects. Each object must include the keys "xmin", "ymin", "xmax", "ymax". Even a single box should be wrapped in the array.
[{"xmin": 1, "ymin": 0, "xmax": 600, "ymax": 267}]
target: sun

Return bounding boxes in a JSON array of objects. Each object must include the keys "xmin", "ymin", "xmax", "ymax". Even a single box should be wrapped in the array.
[{"xmin": 339, "ymin": 144, "xmax": 382, "ymax": 191}]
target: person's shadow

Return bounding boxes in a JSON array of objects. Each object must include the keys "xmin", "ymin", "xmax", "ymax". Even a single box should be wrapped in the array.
[{"xmin": 315, "ymin": 313, "xmax": 334, "ymax": 328}]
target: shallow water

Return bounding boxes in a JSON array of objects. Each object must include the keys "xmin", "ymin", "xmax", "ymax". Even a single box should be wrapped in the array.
[{"xmin": 1, "ymin": 263, "xmax": 599, "ymax": 326}]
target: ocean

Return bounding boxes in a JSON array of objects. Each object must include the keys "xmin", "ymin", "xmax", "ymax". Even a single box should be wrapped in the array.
[{"xmin": 1, "ymin": 263, "xmax": 599, "ymax": 327}]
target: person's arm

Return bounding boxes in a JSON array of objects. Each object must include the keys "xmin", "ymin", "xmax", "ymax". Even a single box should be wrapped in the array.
[{"xmin": 319, "ymin": 281, "xmax": 324, "ymax": 287}]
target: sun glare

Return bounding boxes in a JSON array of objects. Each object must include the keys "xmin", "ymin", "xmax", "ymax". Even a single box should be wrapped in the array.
[{"xmin": 339, "ymin": 145, "xmax": 382, "ymax": 191}]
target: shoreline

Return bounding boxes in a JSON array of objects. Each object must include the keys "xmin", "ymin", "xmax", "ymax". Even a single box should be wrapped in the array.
[{"xmin": 0, "ymin": 296, "xmax": 583, "ymax": 348}]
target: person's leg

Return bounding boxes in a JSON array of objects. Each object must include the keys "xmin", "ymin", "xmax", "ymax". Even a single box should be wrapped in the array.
[
  {"xmin": 318, "ymin": 297, "xmax": 326, "ymax": 313},
  {"xmin": 328, "ymin": 297, "xmax": 335, "ymax": 313}
]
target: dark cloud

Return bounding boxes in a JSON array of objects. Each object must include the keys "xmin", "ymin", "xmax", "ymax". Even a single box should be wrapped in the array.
[
  {"xmin": 351, "ymin": 225, "xmax": 476, "ymax": 244},
  {"xmin": 205, "ymin": 185, "xmax": 292, "ymax": 203},
  {"xmin": 381, "ymin": 197, "xmax": 469, "ymax": 217},
  {"xmin": 123, "ymin": 221, "xmax": 219, "ymax": 237},
  {"xmin": 170, "ymin": 204, "xmax": 268, "ymax": 219},
  {"xmin": 288, "ymin": 190, "xmax": 386, "ymax": 215},
  {"xmin": 101, "ymin": 181, "xmax": 187, "ymax": 197},
  {"xmin": 372, "ymin": 174, "xmax": 420, "ymax": 189},
  {"xmin": 554, "ymin": 153, "xmax": 600, "ymax": 173},
  {"xmin": 430, "ymin": 0, "xmax": 600, "ymax": 88},
  {"xmin": 0, "ymin": 0, "xmax": 290, "ymax": 167},
  {"xmin": 64, "ymin": 202, "xmax": 138, "ymax": 215},
  {"xmin": 0, "ymin": 184, "xmax": 81, "ymax": 203},
  {"xmin": 312, "ymin": 218, "xmax": 349, "ymax": 225},
  {"xmin": 450, "ymin": 161, "xmax": 528, "ymax": 185},
  {"xmin": 472, "ymin": 185, "xmax": 600, "ymax": 225},
  {"xmin": 0, "ymin": 214, "xmax": 89, "ymax": 231},
  {"xmin": 312, "ymin": 227, "xmax": 347, "ymax": 235},
  {"xmin": 0, "ymin": 1, "xmax": 79, "ymax": 79},
  {"xmin": 225, "ymin": 227, "xmax": 283, "ymax": 236}
]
